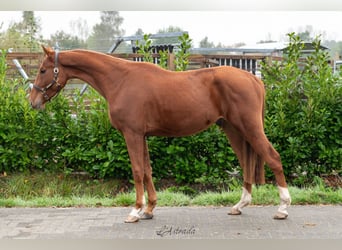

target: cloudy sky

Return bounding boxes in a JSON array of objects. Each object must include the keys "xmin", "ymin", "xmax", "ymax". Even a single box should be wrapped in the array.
[{"xmin": 0, "ymin": 11, "xmax": 341, "ymax": 47}]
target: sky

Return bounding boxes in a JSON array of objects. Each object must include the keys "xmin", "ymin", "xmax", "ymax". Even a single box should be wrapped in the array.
[{"xmin": 0, "ymin": 11, "xmax": 341, "ymax": 47}]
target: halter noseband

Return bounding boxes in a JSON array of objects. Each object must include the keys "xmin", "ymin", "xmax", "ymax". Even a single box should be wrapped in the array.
[{"xmin": 32, "ymin": 49, "xmax": 62, "ymax": 101}]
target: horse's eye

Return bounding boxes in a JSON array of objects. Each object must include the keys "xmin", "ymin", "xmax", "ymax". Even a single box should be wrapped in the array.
[{"xmin": 40, "ymin": 69, "xmax": 46, "ymax": 74}]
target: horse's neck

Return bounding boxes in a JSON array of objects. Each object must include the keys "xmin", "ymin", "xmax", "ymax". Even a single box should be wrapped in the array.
[{"xmin": 61, "ymin": 50, "xmax": 125, "ymax": 98}]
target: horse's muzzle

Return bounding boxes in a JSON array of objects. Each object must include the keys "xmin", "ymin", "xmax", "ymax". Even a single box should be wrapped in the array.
[{"xmin": 30, "ymin": 98, "xmax": 45, "ymax": 110}]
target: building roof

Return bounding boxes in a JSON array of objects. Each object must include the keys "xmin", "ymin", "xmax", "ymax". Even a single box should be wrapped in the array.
[
  {"xmin": 240, "ymin": 42, "xmax": 329, "ymax": 53},
  {"xmin": 189, "ymin": 42, "xmax": 329, "ymax": 56},
  {"xmin": 109, "ymin": 32, "xmax": 187, "ymax": 53}
]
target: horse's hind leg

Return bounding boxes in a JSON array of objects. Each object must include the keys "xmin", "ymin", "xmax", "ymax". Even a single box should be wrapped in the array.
[
  {"xmin": 258, "ymin": 140, "xmax": 291, "ymax": 219},
  {"xmin": 237, "ymin": 122, "xmax": 291, "ymax": 219},
  {"xmin": 228, "ymin": 182, "xmax": 252, "ymax": 215},
  {"xmin": 220, "ymin": 120, "xmax": 252, "ymax": 215},
  {"xmin": 223, "ymin": 101, "xmax": 291, "ymax": 219}
]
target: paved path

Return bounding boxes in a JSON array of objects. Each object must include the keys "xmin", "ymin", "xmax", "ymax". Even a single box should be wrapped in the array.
[{"xmin": 0, "ymin": 205, "xmax": 341, "ymax": 239}]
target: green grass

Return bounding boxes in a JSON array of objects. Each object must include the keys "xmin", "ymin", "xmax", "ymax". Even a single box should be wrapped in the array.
[{"xmin": 0, "ymin": 172, "xmax": 341, "ymax": 207}]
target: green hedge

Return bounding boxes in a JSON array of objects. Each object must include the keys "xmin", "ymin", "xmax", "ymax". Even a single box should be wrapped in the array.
[
  {"xmin": 261, "ymin": 33, "xmax": 342, "ymax": 185},
  {"xmin": 0, "ymin": 34, "xmax": 341, "ymax": 187}
]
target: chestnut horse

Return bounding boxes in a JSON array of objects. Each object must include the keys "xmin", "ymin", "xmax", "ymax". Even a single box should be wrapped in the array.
[{"xmin": 30, "ymin": 46, "xmax": 291, "ymax": 223}]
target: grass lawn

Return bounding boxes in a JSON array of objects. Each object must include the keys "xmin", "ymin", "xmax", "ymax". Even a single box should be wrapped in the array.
[{"xmin": 0, "ymin": 172, "xmax": 341, "ymax": 207}]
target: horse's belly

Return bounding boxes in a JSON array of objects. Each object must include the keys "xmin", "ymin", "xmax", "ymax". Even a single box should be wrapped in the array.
[{"xmin": 146, "ymin": 111, "xmax": 219, "ymax": 137}]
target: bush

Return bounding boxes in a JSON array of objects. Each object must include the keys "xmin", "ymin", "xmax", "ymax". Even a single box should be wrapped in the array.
[
  {"xmin": 261, "ymin": 33, "xmax": 342, "ymax": 185},
  {"xmin": 1, "ymin": 33, "xmax": 341, "ymax": 187},
  {"xmin": 0, "ymin": 51, "xmax": 72, "ymax": 173}
]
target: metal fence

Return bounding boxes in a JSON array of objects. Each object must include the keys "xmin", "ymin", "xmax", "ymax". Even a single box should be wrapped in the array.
[{"xmin": 6, "ymin": 52, "xmax": 269, "ymax": 81}]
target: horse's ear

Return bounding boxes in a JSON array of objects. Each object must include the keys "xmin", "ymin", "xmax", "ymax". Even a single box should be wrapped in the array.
[{"xmin": 41, "ymin": 45, "xmax": 54, "ymax": 59}]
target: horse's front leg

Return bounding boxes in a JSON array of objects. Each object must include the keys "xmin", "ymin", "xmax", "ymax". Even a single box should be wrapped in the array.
[
  {"xmin": 123, "ymin": 132, "xmax": 147, "ymax": 223},
  {"xmin": 140, "ymin": 139, "xmax": 157, "ymax": 220}
]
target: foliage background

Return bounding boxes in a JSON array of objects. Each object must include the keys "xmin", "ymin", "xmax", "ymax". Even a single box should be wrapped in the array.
[
  {"xmin": 0, "ymin": 33, "xmax": 341, "ymax": 188},
  {"xmin": 261, "ymin": 33, "xmax": 341, "ymax": 185}
]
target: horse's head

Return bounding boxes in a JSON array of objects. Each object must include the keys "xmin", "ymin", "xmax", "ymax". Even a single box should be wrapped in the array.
[{"xmin": 29, "ymin": 45, "xmax": 67, "ymax": 109}]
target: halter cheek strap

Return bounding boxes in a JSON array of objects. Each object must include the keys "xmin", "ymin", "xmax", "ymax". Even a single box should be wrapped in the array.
[{"xmin": 32, "ymin": 49, "xmax": 62, "ymax": 101}]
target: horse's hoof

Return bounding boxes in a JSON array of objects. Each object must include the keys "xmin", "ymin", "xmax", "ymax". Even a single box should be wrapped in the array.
[
  {"xmin": 140, "ymin": 212, "xmax": 153, "ymax": 220},
  {"xmin": 124, "ymin": 215, "xmax": 140, "ymax": 223},
  {"xmin": 273, "ymin": 212, "xmax": 288, "ymax": 220},
  {"xmin": 228, "ymin": 208, "xmax": 242, "ymax": 215}
]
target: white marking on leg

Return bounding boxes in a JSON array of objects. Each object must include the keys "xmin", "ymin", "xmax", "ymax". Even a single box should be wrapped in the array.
[
  {"xmin": 232, "ymin": 187, "xmax": 252, "ymax": 213},
  {"xmin": 129, "ymin": 195, "xmax": 146, "ymax": 218},
  {"xmin": 277, "ymin": 186, "xmax": 291, "ymax": 215},
  {"xmin": 142, "ymin": 194, "xmax": 146, "ymax": 207},
  {"xmin": 129, "ymin": 207, "xmax": 142, "ymax": 218}
]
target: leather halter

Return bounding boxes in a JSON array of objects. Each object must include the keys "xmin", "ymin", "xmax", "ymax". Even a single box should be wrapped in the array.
[{"xmin": 32, "ymin": 49, "xmax": 62, "ymax": 101}]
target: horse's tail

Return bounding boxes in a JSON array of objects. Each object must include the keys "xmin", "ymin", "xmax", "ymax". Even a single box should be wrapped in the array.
[
  {"xmin": 242, "ymin": 95, "xmax": 265, "ymax": 185},
  {"xmin": 242, "ymin": 139, "xmax": 265, "ymax": 185}
]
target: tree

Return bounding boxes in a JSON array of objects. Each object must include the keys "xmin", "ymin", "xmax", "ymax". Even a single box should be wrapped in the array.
[
  {"xmin": 0, "ymin": 27, "xmax": 24, "ymax": 51},
  {"xmin": 47, "ymin": 18, "xmax": 89, "ymax": 50},
  {"xmin": 70, "ymin": 18, "xmax": 90, "ymax": 42},
  {"xmin": 49, "ymin": 30, "xmax": 87, "ymax": 50},
  {"xmin": 258, "ymin": 40, "xmax": 277, "ymax": 44},
  {"xmin": 198, "ymin": 36, "xmax": 237, "ymax": 48},
  {"xmin": 156, "ymin": 26, "xmax": 183, "ymax": 34},
  {"xmin": 324, "ymin": 40, "xmax": 342, "ymax": 60},
  {"xmin": 199, "ymin": 36, "xmax": 215, "ymax": 48},
  {"xmin": 0, "ymin": 11, "xmax": 42, "ymax": 52},
  {"xmin": 87, "ymin": 11, "xmax": 124, "ymax": 52},
  {"xmin": 297, "ymin": 25, "xmax": 314, "ymax": 42},
  {"xmin": 155, "ymin": 26, "xmax": 185, "ymax": 45},
  {"xmin": 135, "ymin": 28, "xmax": 144, "ymax": 36}
]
